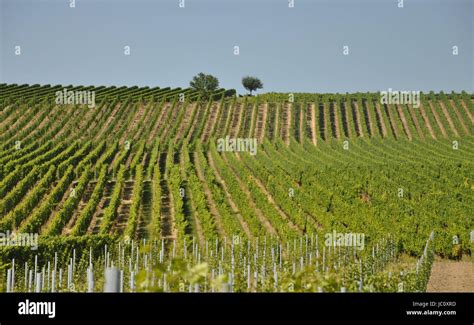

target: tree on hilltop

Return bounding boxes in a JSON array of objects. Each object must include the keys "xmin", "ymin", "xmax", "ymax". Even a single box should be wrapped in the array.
[
  {"xmin": 190, "ymin": 73, "xmax": 219, "ymax": 100},
  {"xmin": 242, "ymin": 76, "xmax": 263, "ymax": 95}
]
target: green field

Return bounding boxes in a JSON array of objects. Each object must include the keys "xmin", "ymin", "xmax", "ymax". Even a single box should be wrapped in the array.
[{"xmin": 0, "ymin": 84, "xmax": 473, "ymax": 292}]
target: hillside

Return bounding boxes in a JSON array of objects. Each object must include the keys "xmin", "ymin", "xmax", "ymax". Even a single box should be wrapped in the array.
[{"xmin": 0, "ymin": 84, "xmax": 473, "ymax": 293}]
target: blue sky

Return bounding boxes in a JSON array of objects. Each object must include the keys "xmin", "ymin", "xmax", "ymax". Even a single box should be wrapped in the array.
[{"xmin": 0, "ymin": 0, "xmax": 472, "ymax": 94}]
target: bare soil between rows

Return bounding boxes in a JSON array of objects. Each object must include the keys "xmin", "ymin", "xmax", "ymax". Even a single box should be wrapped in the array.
[{"xmin": 427, "ymin": 257, "xmax": 474, "ymax": 292}]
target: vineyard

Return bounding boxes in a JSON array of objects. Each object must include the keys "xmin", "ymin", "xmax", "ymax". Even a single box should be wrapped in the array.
[{"xmin": 0, "ymin": 84, "xmax": 473, "ymax": 292}]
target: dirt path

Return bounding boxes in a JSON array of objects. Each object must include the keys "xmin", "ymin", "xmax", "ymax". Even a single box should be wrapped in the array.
[
  {"xmin": 133, "ymin": 103, "xmax": 155, "ymax": 141},
  {"xmin": 24, "ymin": 106, "xmax": 60, "ymax": 140},
  {"xmin": 438, "ymin": 101, "xmax": 459, "ymax": 137},
  {"xmin": 160, "ymin": 103, "xmax": 181, "ymax": 140},
  {"xmin": 7, "ymin": 106, "xmax": 40, "ymax": 133},
  {"xmin": 0, "ymin": 105, "xmax": 13, "ymax": 128},
  {"xmin": 254, "ymin": 103, "xmax": 264, "ymax": 142},
  {"xmin": 281, "ymin": 103, "xmax": 291, "ymax": 145},
  {"xmin": 214, "ymin": 102, "xmax": 229, "ymax": 139},
  {"xmin": 174, "ymin": 102, "xmax": 194, "ymax": 143},
  {"xmin": 201, "ymin": 102, "xmax": 220, "ymax": 142},
  {"xmin": 449, "ymin": 100, "xmax": 470, "ymax": 135},
  {"xmin": 260, "ymin": 103, "xmax": 268, "ymax": 143},
  {"xmin": 250, "ymin": 104, "xmax": 264, "ymax": 142},
  {"xmin": 258, "ymin": 103, "xmax": 268, "ymax": 143},
  {"xmin": 427, "ymin": 258, "xmax": 474, "ymax": 292},
  {"xmin": 384, "ymin": 105, "xmax": 399, "ymax": 139},
  {"xmin": 460, "ymin": 99, "xmax": 474, "ymax": 125},
  {"xmin": 352, "ymin": 102, "xmax": 363, "ymax": 137},
  {"xmin": 247, "ymin": 103, "xmax": 257, "ymax": 139},
  {"xmin": 0, "ymin": 107, "xmax": 19, "ymax": 130},
  {"xmin": 119, "ymin": 103, "xmax": 146, "ymax": 143},
  {"xmin": 374, "ymin": 103, "xmax": 388, "ymax": 138},
  {"xmin": 81, "ymin": 103, "xmax": 109, "ymax": 139},
  {"xmin": 222, "ymin": 101, "xmax": 235, "ymax": 136},
  {"xmin": 208, "ymin": 102, "xmax": 221, "ymax": 139},
  {"xmin": 396, "ymin": 105, "xmax": 412, "ymax": 140},
  {"xmin": 147, "ymin": 102, "xmax": 171, "ymax": 143},
  {"xmin": 54, "ymin": 107, "xmax": 83, "ymax": 140},
  {"xmin": 274, "ymin": 104, "xmax": 280, "ymax": 141},
  {"xmin": 94, "ymin": 102, "xmax": 122, "ymax": 141},
  {"xmin": 428, "ymin": 101, "xmax": 448, "ymax": 138},
  {"xmin": 310, "ymin": 104, "xmax": 317, "ymax": 144},
  {"xmin": 229, "ymin": 103, "xmax": 244, "ymax": 138},
  {"xmin": 406, "ymin": 105, "xmax": 424, "ymax": 139},
  {"xmin": 299, "ymin": 105, "xmax": 304, "ymax": 143},
  {"xmin": 418, "ymin": 104, "xmax": 436, "ymax": 140},
  {"xmin": 112, "ymin": 180, "xmax": 134, "ymax": 234}
]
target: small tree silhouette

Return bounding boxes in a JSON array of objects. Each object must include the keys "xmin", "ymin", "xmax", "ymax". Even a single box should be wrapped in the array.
[{"xmin": 242, "ymin": 76, "xmax": 263, "ymax": 95}]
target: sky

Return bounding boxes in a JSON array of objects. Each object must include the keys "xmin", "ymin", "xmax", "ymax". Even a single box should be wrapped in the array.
[{"xmin": 0, "ymin": 0, "xmax": 472, "ymax": 94}]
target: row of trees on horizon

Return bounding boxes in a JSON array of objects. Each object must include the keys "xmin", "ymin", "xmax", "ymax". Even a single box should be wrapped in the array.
[{"xmin": 190, "ymin": 73, "xmax": 263, "ymax": 100}]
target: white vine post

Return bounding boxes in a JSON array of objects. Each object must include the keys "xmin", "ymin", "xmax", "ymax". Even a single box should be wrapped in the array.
[
  {"xmin": 6, "ymin": 269, "xmax": 12, "ymax": 292},
  {"xmin": 104, "ymin": 267, "xmax": 120, "ymax": 292},
  {"xmin": 87, "ymin": 265, "xmax": 94, "ymax": 293},
  {"xmin": 24, "ymin": 262, "xmax": 28, "ymax": 291},
  {"xmin": 11, "ymin": 259, "xmax": 15, "ymax": 292},
  {"xmin": 35, "ymin": 272, "xmax": 42, "ymax": 293},
  {"xmin": 130, "ymin": 271, "xmax": 135, "ymax": 292}
]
